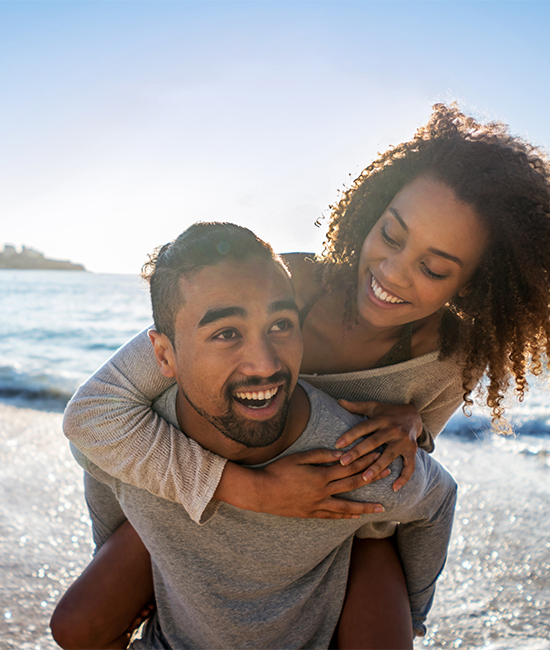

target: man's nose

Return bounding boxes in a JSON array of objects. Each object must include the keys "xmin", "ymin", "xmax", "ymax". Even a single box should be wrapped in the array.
[{"xmin": 239, "ymin": 335, "xmax": 282, "ymax": 377}]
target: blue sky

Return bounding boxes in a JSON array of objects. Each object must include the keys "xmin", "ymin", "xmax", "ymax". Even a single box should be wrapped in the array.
[{"xmin": 2, "ymin": 0, "xmax": 549, "ymax": 273}]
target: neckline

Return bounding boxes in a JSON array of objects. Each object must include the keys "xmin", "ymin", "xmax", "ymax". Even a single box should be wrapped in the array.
[
  {"xmin": 373, "ymin": 322, "xmax": 413, "ymax": 369},
  {"xmin": 300, "ymin": 348, "xmax": 442, "ymax": 380}
]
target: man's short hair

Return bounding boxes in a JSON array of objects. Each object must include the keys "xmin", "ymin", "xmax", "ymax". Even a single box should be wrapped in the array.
[{"xmin": 142, "ymin": 222, "xmax": 290, "ymax": 344}]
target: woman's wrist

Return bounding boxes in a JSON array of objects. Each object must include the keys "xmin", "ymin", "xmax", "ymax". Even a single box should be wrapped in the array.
[{"xmin": 212, "ymin": 462, "xmax": 263, "ymax": 512}]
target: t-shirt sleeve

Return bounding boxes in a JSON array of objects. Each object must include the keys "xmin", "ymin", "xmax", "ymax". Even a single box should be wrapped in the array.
[{"xmin": 63, "ymin": 328, "xmax": 227, "ymax": 524}]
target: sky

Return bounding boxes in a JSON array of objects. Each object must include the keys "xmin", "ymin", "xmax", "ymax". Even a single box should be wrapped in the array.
[{"xmin": 2, "ymin": 0, "xmax": 550, "ymax": 274}]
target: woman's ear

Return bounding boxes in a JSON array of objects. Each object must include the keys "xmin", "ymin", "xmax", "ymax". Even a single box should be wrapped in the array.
[
  {"xmin": 457, "ymin": 283, "xmax": 472, "ymax": 298},
  {"xmin": 148, "ymin": 330, "xmax": 177, "ymax": 378}
]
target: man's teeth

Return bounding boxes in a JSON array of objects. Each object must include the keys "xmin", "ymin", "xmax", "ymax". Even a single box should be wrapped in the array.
[
  {"xmin": 234, "ymin": 387, "xmax": 279, "ymax": 401},
  {"xmin": 371, "ymin": 276, "xmax": 406, "ymax": 304}
]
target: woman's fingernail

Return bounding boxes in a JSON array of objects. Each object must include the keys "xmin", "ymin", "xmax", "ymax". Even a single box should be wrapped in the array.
[
  {"xmin": 335, "ymin": 439, "xmax": 345, "ymax": 449},
  {"xmin": 374, "ymin": 506, "xmax": 385, "ymax": 513},
  {"xmin": 393, "ymin": 484, "xmax": 401, "ymax": 492},
  {"xmin": 332, "ymin": 450, "xmax": 343, "ymax": 458},
  {"xmin": 340, "ymin": 454, "xmax": 352, "ymax": 466},
  {"xmin": 363, "ymin": 470, "xmax": 374, "ymax": 481}
]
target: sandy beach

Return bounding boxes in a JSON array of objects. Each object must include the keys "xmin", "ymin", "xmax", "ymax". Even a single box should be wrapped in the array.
[{"xmin": 0, "ymin": 400, "xmax": 549, "ymax": 650}]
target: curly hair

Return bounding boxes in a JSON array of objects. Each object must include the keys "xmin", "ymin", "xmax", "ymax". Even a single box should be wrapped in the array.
[{"xmin": 318, "ymin": 103, "xmax": 550, "ymax": 427}]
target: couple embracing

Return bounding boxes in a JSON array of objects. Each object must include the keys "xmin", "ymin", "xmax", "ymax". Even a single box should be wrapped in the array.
[{"xmin": 52, "ymin": 105, "xmax": 550, "ymax": 649}]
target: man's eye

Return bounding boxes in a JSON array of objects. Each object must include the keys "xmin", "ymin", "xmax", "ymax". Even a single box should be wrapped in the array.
[
  {"xmin": 270, "ymin": 319, "xmax": 293, "ymax": 333},
  {"xmin": 214, "ymin": 329, "xmax": 238, "ymax": 340}
]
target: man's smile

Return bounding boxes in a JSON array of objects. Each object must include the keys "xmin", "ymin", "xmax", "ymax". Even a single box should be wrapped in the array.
[
  {"xmin": 229, "ymin": 380, "xmax": 287, "ymax": 420},
  {"xmin": 233, "ymin": 386, "xmax": 280, "ymax": 409}
]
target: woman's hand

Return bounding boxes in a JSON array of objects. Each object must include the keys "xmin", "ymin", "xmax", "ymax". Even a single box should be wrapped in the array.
[
  {"xmin": 258, "ymin": 448, "xmax": 388, "ymax": 518},
  {"xmin": 335, "ymin": 401, "xmax": 423, "ymax": 492},
  {"xmin": 220, "ymin": 449, "xmax": 386, "ymax": 519}
]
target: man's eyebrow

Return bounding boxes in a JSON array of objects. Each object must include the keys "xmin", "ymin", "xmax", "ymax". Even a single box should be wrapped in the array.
[
  {"xmin": 390, "ymin": 208, "xmax": 463, "ymax": 267},
  {"xmin": 268, "ymin": 299, "xmax": 299, "ymax": 315},
  {"xmin": 198, "ymin": 306, "xmax": 247, "ymax": 328}
]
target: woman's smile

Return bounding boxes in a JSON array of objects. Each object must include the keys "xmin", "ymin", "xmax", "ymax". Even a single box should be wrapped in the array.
[
  {"xmin": 368, "ymin": 273, "xmax": 408, "ymax": 306},
  {"xmin": 357, "ymin": 176, "xmax": 488, "ymax": 329}
]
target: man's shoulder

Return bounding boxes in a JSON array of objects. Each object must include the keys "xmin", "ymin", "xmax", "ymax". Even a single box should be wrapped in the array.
[
  {"xmin": 152, "ymin": 384, "xmax": 180, "ymax": 427},
  {"xmin": 299, "ymin": 379, "xmax": 364, "ymax": 438},
  {"xmin": 298, "ymin": 380, "xmax": 453, "ymax": 482}
]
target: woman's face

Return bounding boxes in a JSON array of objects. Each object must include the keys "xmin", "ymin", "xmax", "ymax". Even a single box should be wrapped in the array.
[{"xmin": 357, "ymin": 176, "xmax": 488, "ymax": 329}]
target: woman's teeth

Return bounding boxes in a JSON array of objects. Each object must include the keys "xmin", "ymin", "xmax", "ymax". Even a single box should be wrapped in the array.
[{"xmin": 371, "ymin": 276, "xmax": 406, "ymax": 304}]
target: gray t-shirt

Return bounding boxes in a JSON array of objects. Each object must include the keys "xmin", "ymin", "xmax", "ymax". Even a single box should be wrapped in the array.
[{"xmin": 76, "ymin": 380, "xmax": 457, "ymax": 649}]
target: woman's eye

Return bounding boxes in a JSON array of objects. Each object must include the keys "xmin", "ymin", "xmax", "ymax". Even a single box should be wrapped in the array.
[
  {"xmin": 421, "ymin": 263, "xmax": 447, "ymax": 281},
  {"xmin": 381, "ymin": 225, "xmax": 399, "ymax": 247}
]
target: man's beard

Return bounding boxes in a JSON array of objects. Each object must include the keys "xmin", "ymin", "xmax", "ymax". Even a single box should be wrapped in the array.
[{"xmin": 183, "ymin": 372, "xmax": 292, "ymax": 448}]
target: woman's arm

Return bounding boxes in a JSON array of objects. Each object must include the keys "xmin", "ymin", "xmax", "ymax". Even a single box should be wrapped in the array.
[
  {"xmin": 64, "ymin": 328, "xmax": 227, "ymax": 523},
  {"xmin": 65, "ymin": 329, "xmax": 386, "ymax": 523},
  {"xmin": 217, "ymin": 449, "xmax": 386, "ymax": 518},
  {"xmin": 329, "ymin": 363, "xmax": 467, "ymax": 491}
]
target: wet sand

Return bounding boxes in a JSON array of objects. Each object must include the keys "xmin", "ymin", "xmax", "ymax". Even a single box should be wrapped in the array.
[
  {"xmin": 0, "ymin": 403, "xmax": 90, "ymax": 650},
  {"xmin": 0, "ymin": 401, "xmax": 548, "ymax": 650},
  {"xmin": 427, "ymin": 434, "xmax": 550, "ymax": 649}
]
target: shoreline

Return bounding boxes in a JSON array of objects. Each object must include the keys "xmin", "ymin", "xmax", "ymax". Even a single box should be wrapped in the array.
[
  {"xmin": 0, "ymin": 402, "xmax": 92, "ymax": 650},
  {"xmin": 0, "ymin": 401, "xmax": 548, "ymax": 649}
]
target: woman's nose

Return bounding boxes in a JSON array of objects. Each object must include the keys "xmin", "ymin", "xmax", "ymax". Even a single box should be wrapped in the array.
[{"xmin": 379, "ymin": 253, "xmax": 411, "ymax": 288}]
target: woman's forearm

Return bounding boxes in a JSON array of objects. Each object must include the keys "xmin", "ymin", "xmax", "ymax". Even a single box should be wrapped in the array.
[
  {"xmin": 64, "ymin": 328, "xmax": 227, "ymax": 524},
  {"xmin": 213, "ymin": 462, "xmax": 263, "ymax": 511}
]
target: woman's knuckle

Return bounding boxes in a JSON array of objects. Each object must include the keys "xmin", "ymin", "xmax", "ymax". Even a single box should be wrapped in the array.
[{"xmin": 346, "ymin": 450, "xmax": 359, "ymax": 465}]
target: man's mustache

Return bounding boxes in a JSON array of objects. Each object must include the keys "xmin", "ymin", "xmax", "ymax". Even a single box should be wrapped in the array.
[{"xmin": 228, "ymin": 372, "xmax": 291, "ymax": 392}]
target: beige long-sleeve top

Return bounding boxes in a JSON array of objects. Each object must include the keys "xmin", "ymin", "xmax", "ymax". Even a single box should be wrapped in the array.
[{"xmin": 63, "ymin": 328, "xmax": 466, "ymax": 524}]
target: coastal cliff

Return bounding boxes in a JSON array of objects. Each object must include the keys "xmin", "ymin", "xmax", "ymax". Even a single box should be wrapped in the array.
[{"xmin": 0, "ymin": 245, "xmax": 86, "ymax": 271}]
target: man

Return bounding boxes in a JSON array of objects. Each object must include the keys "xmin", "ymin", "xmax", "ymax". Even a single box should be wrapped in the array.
[{"xmin": 55, "ymin": 222, "xmax": 456, "ymax": 649}]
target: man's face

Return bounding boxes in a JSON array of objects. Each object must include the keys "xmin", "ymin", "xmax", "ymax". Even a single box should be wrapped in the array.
[{"xmin": 162, "ymin": 257, "xmax": 303, "ymax": 449}]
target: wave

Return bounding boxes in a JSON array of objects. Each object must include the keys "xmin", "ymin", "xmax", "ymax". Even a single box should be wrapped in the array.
[
  {"xmin": 85, "ymin": 342, "xmax": 123, "ymax": 352},
  {"xmin": 447, "ymin": 411, "xmax": 550, "ymax": 439},
  {"xmin": 0, "ymin": 365, "xmax": 79, "ymax": 409}
]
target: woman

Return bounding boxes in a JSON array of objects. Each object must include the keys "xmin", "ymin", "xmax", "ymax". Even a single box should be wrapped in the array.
[{"xmin": 53, "ymin": 104, "xmax": 550, "ymax": 648}]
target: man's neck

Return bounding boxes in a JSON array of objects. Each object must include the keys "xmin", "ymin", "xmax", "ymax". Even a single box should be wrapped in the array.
[{"xmin": 175, "ymin": 383, "xmax": 311, "ymax": 465}]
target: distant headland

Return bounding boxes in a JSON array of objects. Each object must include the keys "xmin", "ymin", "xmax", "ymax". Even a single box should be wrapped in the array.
[{"xmin": 0, "ymin": 245, "xmax": 86, "ymax": 271}]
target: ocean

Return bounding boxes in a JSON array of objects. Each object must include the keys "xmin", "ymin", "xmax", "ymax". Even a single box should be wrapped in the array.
[
  {"xmin": 0, "ymin": 270, "xmax": 549, "ymax": 649},
  {"xmin": 0, "ymin": 270, "xmax": 152, "ymax": 410}
]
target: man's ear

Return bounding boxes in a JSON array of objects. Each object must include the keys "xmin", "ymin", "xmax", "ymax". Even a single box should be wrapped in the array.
[{"xmin": 148, "ymin": 330, "xmax": 177, "ymax": 378}]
